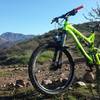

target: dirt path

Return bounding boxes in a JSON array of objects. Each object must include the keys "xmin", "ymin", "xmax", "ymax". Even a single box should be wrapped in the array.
[
  {"xmin": 0, "ymin": 58, "xmax": 87, "ymax": 86},
  {"xmin": 0, "ymin": 67, "xmax": 29, "ymax": 86}
]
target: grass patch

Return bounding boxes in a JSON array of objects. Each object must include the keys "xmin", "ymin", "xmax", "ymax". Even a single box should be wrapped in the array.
[
  {"xmin": 0, "ymin": 86, "xmax": 99, "ymax": 100},
  {"xmin": 1, "ymin": 50, "xmax": 33, "ymax": 65},
  {"xmin": 37, "ymin": 50, "xmax": 54, "ymax": 64},
  {"xmin": 0, "ymin": 70, "xmax": 13, "ymax": 77}
]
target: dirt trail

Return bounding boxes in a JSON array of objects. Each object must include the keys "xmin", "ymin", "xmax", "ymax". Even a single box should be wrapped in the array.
[
  {"xmin": 0, "ymin": 58, "xmax": 86, "ymax": 86},
  {"xmin": 0, "ymin": 67, "xmax": 29, "ymax": 86}
]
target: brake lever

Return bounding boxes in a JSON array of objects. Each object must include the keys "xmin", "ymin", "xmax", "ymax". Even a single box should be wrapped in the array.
[{"xmin": 51, "ymin": 17, "xmax": 59, "ymax": 24}]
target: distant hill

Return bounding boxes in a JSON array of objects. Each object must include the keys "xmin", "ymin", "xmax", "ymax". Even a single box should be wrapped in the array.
[
  {"xmin": 0, "ymin": 32, "xmax": 34, "ymax": 49},
  {"xmin": 0, "ymin": 37, "xmax": 14, "ymax": 49},
  {"xmin": 0, "ymin": 37, "xmax": 8, "ymax": 45},
  {"xmin": 0, "ymin": 32, "xmax": 34, "ymax": 42},
  {"xmin": 75, "ymin": 21, "xmax": 100, "ymax": 33},
  {"xmin": 0, "ymin": 21, "xmax": 100, "ymax": 65}
]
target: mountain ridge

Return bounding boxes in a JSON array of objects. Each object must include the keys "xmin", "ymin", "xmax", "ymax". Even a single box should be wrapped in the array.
[
  {"xmin": 0, "ymin": 32, "xmax": 34, "ymax": 49},
  {"xmin": 0, "ymin": 32, "xmax": 34, "ymax": 42}
]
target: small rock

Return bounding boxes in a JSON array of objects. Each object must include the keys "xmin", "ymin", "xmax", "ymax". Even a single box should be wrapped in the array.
[
  {"xmin": 74, "ymin": 81, "xmax": 86, "ymax": 87},
  {"xmin": 83, "ymin": 71, "xmax": 95, "ymax": 83},
  {"xmin": 43, "ymin": 79, "xmax": 52, "ymax": 85},
  {"xmin": 68, "ymin": 87, "xmax": 73, "ymax": 90},
  {"xmin": 6, "ymin": 83, "xmax": 15, "ymax": 89},
  {"xmin": 26, "ymin": 82, "xmax": 30, "ymax": 87},
  {"xmin": 3, "ymin": 84, "xmax": 6, "ymax": 88},
  {"xmin": 1, "ymin": 84, "xmax": 6, "ymax": 88},
  {"xmin": 91, "ymin": 83, "xmax": 96, "ymax": 88},
  {"xmin": 15, "ymin": 79, "xmax": 25, "ymax": 88},
  {"xmin": 60, "ymin": 73, "xmax": 68, "ymax": 82}
]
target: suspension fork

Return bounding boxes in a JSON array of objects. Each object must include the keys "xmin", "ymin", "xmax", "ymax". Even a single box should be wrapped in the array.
[
  {"xmin": 57, "ymin": 33, "xmax": 67, "ymax": 64},
  {"xmin": 54, "ymin": 32, "xmax": 67, "ymax": 62},
  {"xmin": 50, "ymin": 33, "xmax": 67, "ymax": 70},
  {"xmin": 50, "ymin": 48, "xmax": 62, "ymax": 71},
  {"xmin": 50, "ymin": 49, "xmax": 59, "ymax": 71}
]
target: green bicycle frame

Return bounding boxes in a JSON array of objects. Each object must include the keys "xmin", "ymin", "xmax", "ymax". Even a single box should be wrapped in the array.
[{"xmin": 63, "ymin": 21, "xmax": 100, "ymax": 65}]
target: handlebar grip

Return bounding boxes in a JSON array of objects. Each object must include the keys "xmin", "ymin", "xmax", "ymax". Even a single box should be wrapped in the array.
[{"xmin": 74, "ymin": 5, "xmax": 84, "ymax": 11}]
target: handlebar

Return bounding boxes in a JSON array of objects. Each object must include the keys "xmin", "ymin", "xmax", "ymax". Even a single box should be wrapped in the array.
[
  {"xmin": 51, "ymin": 5, "xmax": 84, "ymax": 24},
  {"xmin": 74, "ymin": 5, "xmax": 83, "ymax": 11}
]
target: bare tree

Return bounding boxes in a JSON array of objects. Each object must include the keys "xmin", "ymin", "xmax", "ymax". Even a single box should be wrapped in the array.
[{"xmin": 83, "ymin": 3, "xmax": 100, "ymax": 21}]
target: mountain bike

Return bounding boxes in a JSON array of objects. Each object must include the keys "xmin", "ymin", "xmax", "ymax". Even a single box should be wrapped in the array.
[{"xmin": 28, "ymin": 5, "xmax": 100, "ymax": 95}]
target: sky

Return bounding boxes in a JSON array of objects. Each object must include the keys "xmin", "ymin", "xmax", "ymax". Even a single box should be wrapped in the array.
[{"xmin": 0, "ymin": 0, "xmax": 99, "ymax": 35}]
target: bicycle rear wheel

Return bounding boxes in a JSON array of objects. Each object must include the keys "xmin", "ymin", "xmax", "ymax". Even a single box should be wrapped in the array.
[{"xmin": 28, "ymin": 43, "xmax": 74, "ymax": 95}]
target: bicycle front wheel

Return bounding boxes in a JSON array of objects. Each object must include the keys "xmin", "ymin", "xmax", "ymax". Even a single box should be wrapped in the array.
[{"xmin": 28, "ymin": 43, "xmax": 74, "ymax": 95}]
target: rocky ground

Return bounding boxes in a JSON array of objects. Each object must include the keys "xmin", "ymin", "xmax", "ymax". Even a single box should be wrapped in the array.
[
  {"xmin": 0, "ymin": 66, "xmax": 29, "ymax": 87},
  {"xmin": 0, "ymin": 61, "xmax": 99, "ymax": 100}
]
